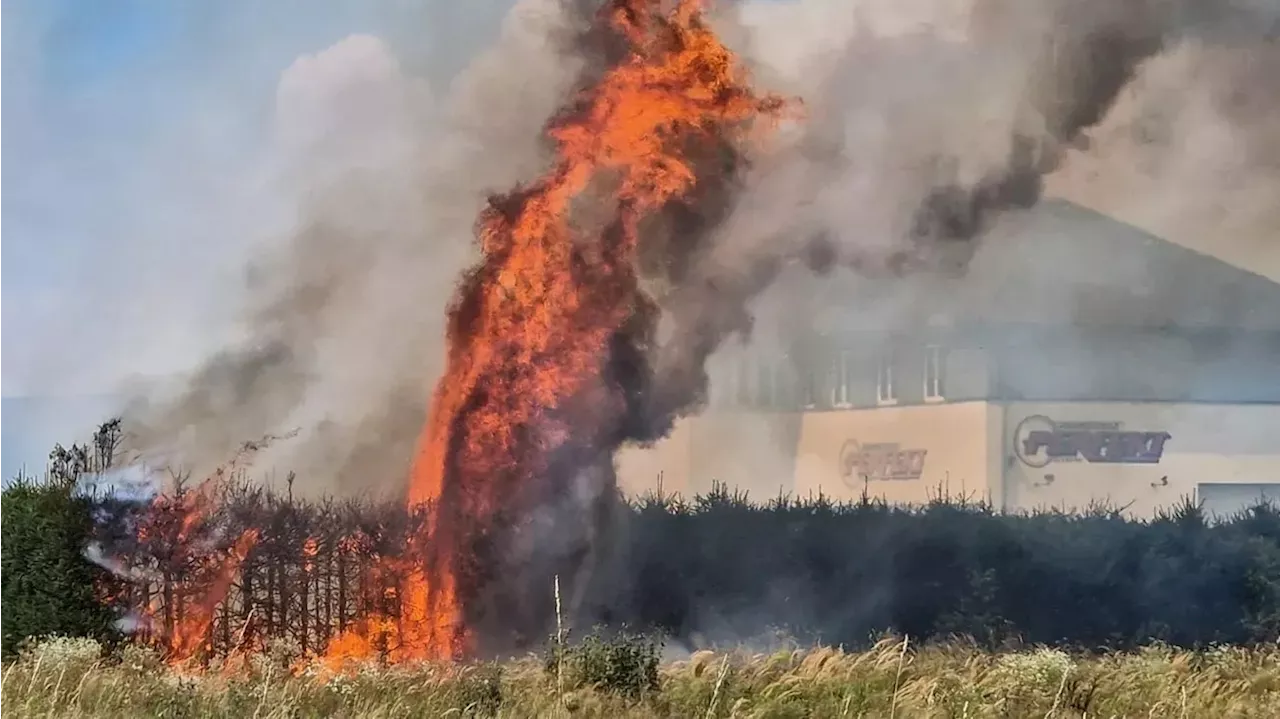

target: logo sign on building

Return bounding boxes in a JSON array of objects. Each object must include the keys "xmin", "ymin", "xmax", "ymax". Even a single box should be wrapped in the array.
[
  {"xmin": 840, "ymin": 440, "xmax": 928, "ymax": 484},
  {"xmin": 1013, "ymin": 415, "xmax": 1171, "ymax": 469}
]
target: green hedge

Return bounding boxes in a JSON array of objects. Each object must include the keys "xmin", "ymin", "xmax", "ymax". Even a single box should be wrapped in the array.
[
  {"xmin": 4, "ymin": 420, "xmax": 1280, "ymax": 655},
  {"xmin": 590, "ymin": 486, "xmax": 1280, "ymax": 650},
  {"xmin": 1, "ymin": 423, "xmax": 122, "ymax": 657},
  {"xmin": 1, "ymin": 477, "xmax": 116, "ymax": 657}
]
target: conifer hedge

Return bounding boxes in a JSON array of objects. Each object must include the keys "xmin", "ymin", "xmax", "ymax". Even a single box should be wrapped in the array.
[
  {"xmin": 4, "ymin": 421, "xmax": 1280, "ymax": 657},
  {"xmin": 1, "ymin": 422, "xmax": 123, "ymax": 656},
  {"xmin": 595, "ymin": 487, "xmax": 1280, "ymax": 650},
  {"xmin": 2, "ymin": 476, "xmax": 116, "ymax": 656}
]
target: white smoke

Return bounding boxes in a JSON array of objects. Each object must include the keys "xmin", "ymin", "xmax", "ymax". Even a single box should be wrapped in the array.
[
  {"xmin": 123, "ymin": 0, "xmax": 584, "ymax": 496},
  {"xmin": 118, "ymin": 0, "xmax": 1279, "ymax": 499}
]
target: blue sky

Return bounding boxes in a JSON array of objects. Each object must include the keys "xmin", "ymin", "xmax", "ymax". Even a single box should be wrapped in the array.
[
  {"xmin": 1, "ymin": 0, "xmax": 794, "ymax": 476},
  {"xmin": 2, "ymin": 0, "xmax": 520, "ymax": 393},
  {"xmin": 1, "ymin": 0, "xmax": 519, "ymax": 476},
  {"xmin": 5, "ymin": 1, "xmax": 330, "ymax": 396}
]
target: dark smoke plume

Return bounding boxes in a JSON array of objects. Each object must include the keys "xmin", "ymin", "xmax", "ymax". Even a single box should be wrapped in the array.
[
  {"xmin": 112, "ymin": 0, "xmax": 1279, "ymax": 652},
  {"xmin": 625, "ymin": 0, "xmax": 1280, "ymax": 443},
  {"xmin": 438, "ymin": 0, "xmax": 787, "ymax": 654},
  {"xmin": 576, "ymin": 0, "xmax": 1280, "ymax": 640}
]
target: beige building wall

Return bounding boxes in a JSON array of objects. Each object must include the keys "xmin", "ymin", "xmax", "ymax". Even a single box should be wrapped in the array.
[
  {"xmin": 1002, "ymin": 402, "xmax": 1280, "ymax": 517},
  {"xmin": 616, "ymin": 417, "xmax": 695, "ymax": 497},
  {"xmin": 616, "ymin": 411, "xmax": 805, "ymax": 501},
  {"xmin": 618, "ymin": 401, "xmax": 1280, "ymax": 517},
  {"xmin": 618, "ymin": 401, "xmax": 1001, "ymax": 506},
  {"xmin": 687, "ymin": 411, "xmax": 804, "ymax": 501},
  {"xmin": 793, "ymin": 401, "xmax": 999, "ymax": 504}
]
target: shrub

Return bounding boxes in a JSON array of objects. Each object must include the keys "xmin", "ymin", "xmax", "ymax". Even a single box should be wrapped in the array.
[
  {"xmin": 2, "ymin": 474, "xmax": 117, "ymax": 657},
  {"xmin": 454, "ymin": 664, "xmax": 504, "ymax": 716},
  {"xmin": 547, "ymin": 629, "xmax": 661, "ymax": 700},
  {"xmin": 19, "ymin": 635, "xmax": 105, "ymax": 675}
]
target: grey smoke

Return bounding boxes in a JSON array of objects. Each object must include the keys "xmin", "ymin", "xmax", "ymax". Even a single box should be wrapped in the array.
[
  {"xmin": 122, "ymin": 0, "xmax": 1278, "ymax": 499},
  {"xmin": 1045, "ymin": 36, "xmax": 1280, "ymax": 279},
  {"xmin": 760, "ymin": 0, "xmax": 1279, "ymax": 276},
  {"xmin": 124, "ymin": 4, "xmax": 584, "ymax": 495},
  {"xmin": 84, "ymin": 541, "xmax": 160, "ymax": 584},
  {"xmin": 74, "ymin": 464, "xmax": 160, "ymax": 504},
  {"xmin": 633, "ymin": 0, "xmax": 1280, "ymax": 437}
]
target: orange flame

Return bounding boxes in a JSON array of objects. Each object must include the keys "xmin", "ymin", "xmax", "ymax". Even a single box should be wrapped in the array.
[
  {"xmin": 113, "ymin": 0, "xmax": 785, "ymax": 671},
  {"xmin": 320, "ymin": 531, "xmax": 461, "ymax": 668},
  {"xmin": 128, "ymin": 479, "xmax": 261, "ymax": 664},
  {"xmin": 164, "ymin": 529, "xmax": 260, "ymax": 661},
  {"xmin": 393, "ymin": 0, "xmax": 787, "ymax": 661}
]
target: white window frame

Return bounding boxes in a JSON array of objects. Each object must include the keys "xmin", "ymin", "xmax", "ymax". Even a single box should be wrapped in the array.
[
  {"xmin": 831, "ymin": 351, "xmax": 854, "ymax": 409},
  {"xmin": 774, "ymin": 359, "xmax": 793, "ymax": 411},
  {"xmin": 735, "ymin": 355, "xmax": 754, "ymax": 408},
  {"xmin": 713, "ymin": 357, "xmax": 732, "ymax": 409},
  {"xmin": 802, "ymin": 358, "xmax": 818, "ymax": 410},
  {"xmin": 758, "ymin": 358, "xmax": 775, "ymax": 410},
  {"xmin": 722, "ymin": 357, "xmax": 736, "ymax": 408},
  {"xmin": 924, "ymin": 345, "xmax": 946, "ymax": 402},
  {"xmin": 876, "ymin": 350, "xmax": 898, "ymax": 406}
]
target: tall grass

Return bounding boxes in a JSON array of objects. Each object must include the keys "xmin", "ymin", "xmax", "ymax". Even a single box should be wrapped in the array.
[{"xmin": 5, "ymin": 635, "xmax": 1279, "ymax": 718}]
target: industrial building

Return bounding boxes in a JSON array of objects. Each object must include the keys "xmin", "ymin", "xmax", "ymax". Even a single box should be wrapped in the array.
[{"xmin": 617, "ymin": 200, "xmax": 1280, "ymax": 518}]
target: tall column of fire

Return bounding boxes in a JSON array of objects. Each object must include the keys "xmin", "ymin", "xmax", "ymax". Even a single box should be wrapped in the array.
[{"xmin": 398, "ymin": 0, "xmax": 786, "ymax": 659}]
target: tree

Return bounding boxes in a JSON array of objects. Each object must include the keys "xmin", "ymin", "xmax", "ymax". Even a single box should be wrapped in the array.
[{"xmin": 1, "ymin": 420, "xmax": 122, "ymax": 656}]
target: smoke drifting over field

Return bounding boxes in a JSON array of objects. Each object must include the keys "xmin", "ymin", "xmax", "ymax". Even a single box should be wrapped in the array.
[
  {"xmin": 121, "ymin": 0, "xmax": 1280, "ymax": 503},
  {"xmin": 123, "ymin": 6, "xmax": 583, "ymax": 493}
]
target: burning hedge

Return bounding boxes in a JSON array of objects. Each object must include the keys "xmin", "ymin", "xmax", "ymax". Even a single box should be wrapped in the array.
[{"xmin": 6, "ymin": 415, "xmax": 1280, "ymax": 667}]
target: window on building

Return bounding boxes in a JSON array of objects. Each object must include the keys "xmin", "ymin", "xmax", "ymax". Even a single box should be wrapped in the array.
[
  {"xmin": 802, "ymin": 360, "xmax": 818, "ymax": 409},
  {"xmin": 735, "ymin": 356, "xmax": 754, "ymax": 407},
  {"xmin": 725, "ymin": 363, "xmax": 739, "ymax": 408},
  {"xmin": 774, "ymin": 360, "xmax": 796, "ymax": 411},
  {"xmin": 757, "ymin": 359, "xmax": 775, "ymax": 409},
  {"xmin": 924, "ymin": 345, "xmax": 946, "ymax": 401},
  {"xmin": 711, "ymin": 358, "xmax": 731, "ymax": 409},
  {"xmin": 831, "ymin": 351, "xmax": 853, "ymax": 408},
  {"xmin": 876, "ymin": 350, "xmax": 897, "ymax": 405}
]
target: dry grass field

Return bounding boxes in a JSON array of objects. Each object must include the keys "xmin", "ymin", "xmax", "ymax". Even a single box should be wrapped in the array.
[{"xmin": 4, "ymin": 635, "xmax": 1280, "ymax": 718}]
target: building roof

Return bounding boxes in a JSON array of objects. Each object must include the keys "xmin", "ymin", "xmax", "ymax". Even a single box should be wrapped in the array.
[{"xmin": 811, "ymin": 199, "xmax": 1280, "ymax": 335}]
